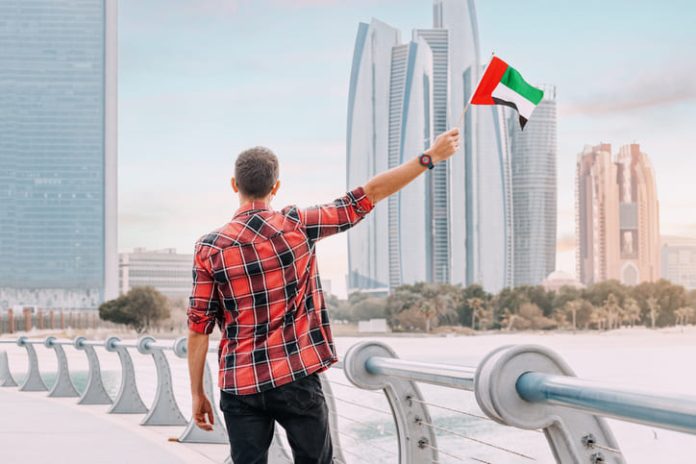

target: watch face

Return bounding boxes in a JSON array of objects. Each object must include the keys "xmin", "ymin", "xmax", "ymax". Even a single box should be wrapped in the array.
[{"xmin": 420, "ymin": 154, "xmax": 432, "ymax": 166}]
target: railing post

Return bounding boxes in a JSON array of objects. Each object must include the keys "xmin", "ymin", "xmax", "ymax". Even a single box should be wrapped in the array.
[
  {"xmin": 344, "ymin": 341, "xmax": 438, "ymax": 464},
  {"xmin": 174, "ymin": 337, "xmax": 228, "ymax": 444},
  {"xmin": 0, "ymin": 351, "xmax": 18, "ymax": 387},
  {"xmin": 74, "ymin": 336, "xmax": 113, "ymax": 405},
  {"xmin": 319, "ymin": 373, "xmax": 346, "ymax": 464},
  {"xmin": 104, "ymin": 336, "xmax": 148, "ymax": 414},
  {"xmin": 474, "ymin": 345, "xmax": 624, "ymax": 464},
  {"xmin": 17, "ymin": 336, "xmax": 48, "ymax": 392},
  {"xmin": 45, "ymin": 337, "xmax": 79, "ymax": 398},
  {"xmin": 138, "ymin": 335, "xmax": 187, "ymax": 426}
]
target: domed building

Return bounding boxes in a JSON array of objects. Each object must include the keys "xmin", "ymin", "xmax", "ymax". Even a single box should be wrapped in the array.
[{"xmin": 541, "ymin": 270, "xmax": 585, "ymax": 292}]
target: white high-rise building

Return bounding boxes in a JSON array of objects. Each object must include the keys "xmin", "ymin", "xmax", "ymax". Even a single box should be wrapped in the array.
[
  {"xmin": 509, "ymin": 86, "xmax": 557, "ymax": 286},
  {"xmin": 346, "ymin": 0, "xmax": 513, "ymax": 293}
]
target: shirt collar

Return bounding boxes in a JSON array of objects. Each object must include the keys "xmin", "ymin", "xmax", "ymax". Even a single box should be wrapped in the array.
[{"xmin": 233, "ymin": 201, "xmax": 271, "ymax": 218}]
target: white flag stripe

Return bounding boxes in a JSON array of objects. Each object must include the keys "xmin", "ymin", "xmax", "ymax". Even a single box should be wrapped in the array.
[{"xmin": 491, "ymin": 82, "xmax": 537, "ymax": 120}]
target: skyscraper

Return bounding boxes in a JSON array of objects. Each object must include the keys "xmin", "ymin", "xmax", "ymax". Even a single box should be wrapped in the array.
[
  {"xmin": 346, "ymin": 0, "xmax": 512, "ymax": 293},
  {"xmin": 0, "ymin": 0, "xmax": 118, "ymax": 309},
  {"xmin": 509, "ymin": 86, "xmax": 557, "ymax": 286},
  {"xmin": 576, "ymin": 143, "xmax": 660, "ymax": 286}
]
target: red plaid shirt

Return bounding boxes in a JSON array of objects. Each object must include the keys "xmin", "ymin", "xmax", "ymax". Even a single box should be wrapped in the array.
[{"xmin": 188, "ymin": 187, "xmax": 374, "ymax": 395}]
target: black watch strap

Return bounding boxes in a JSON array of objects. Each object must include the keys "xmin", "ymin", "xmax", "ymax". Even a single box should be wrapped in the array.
[{"xmin": 419, "ymin": 153, "xmax": 434, "ymax": 170}]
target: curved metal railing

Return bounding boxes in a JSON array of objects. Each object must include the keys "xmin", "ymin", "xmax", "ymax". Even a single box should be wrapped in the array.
[{"xmin": 1, "ymin": 336, "xmax": 696, "ymax": 463}]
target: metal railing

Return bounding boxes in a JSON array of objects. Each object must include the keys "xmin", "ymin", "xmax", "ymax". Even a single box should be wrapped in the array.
[{"xmin": 1, "ymin": 337, "xmax": 696, "ymax": 463}]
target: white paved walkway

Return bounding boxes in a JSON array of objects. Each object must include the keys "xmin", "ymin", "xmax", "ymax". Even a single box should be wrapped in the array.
[{"xmin": 0, "ymin": 387, "xmax": 228, "ymax": 464}]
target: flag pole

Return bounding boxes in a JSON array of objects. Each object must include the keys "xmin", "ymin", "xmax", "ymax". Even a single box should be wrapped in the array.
[
  {"xmin": 453, "ymin": 51, "xmax": 495, "ymax": 130},
  {"xmin": 455, "ymin": 102, "xmax": 470, "ymax": 130}
]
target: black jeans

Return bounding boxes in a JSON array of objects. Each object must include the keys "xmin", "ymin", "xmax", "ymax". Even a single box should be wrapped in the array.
[{"xmin": 220, "ymin": 373, "xmax": 333, "ymax": 464}]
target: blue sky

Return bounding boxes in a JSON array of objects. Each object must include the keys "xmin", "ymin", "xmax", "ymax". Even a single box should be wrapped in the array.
[{"xmin": 118, "ymin": 0, "xmax": 696, "ymax": 296}]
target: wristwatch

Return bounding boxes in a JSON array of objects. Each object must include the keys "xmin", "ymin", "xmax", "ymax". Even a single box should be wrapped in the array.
[{"xmin": 419, "ymin": 153, "xmax": 434, "ymax": 170}]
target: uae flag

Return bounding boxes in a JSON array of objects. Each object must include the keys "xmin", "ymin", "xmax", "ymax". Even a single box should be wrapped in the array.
[{"xmin": 470, "ymin": 56, "xmax": 544, "ymax": 129}]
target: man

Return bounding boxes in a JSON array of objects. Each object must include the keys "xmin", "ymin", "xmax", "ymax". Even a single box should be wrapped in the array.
[{"xmin": 187, "ymin": 127, "xmax": 460, "ymax": 463}]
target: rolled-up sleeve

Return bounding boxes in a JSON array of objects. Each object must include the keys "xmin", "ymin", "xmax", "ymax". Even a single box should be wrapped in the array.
[
  {"xmin": 187, "ymin": 244, "xmax": 221, "ymax": 334},
  {"xmin": 300, "ymin": 186, "xmax": 374, "ymax": 241}
]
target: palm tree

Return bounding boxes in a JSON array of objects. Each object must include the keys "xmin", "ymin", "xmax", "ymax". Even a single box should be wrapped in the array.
[
  {"xmin": 500, "ymin": 309, "xmax": 520, "ymax": 331},
  {"xmin": 623, "ymin": 297, "xmax": 641, "ymax": 327},
  {"xmin": 418, "ymin": 298, "xmax": 437, "ymax": 333},
  {"xmin": 474, "ymin": 305, "xmax": 493, "ymax": 330},
  {"xmin": 603, "ymin": 293, "xmax": 622, "ymax": 330},
  {"xmin": 467, "ymin": 297, "xmax": 485, "ymax": 330},
  {"xmin": 415, "ymin": 284, "xmax": 457, "ymax": 332},
  {"xmin": 590, "ymin": 305, "xmax": 608, "ymax": 330},
  {"xmin": 647, "ymin": 297, "xmax": 661, "ymax": 329},
  {"xmin": 674, "ymin": 307, "xmax": 694, "ymax": 326},
  {"xmin": 563, "ymin": 300, "xmax": 582, "ymax": 332}
]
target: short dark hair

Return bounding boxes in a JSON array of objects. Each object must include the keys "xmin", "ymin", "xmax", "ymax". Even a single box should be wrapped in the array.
[{"xmin": 234, "ymin": 146, "xmax": 279, "ymax": 199}]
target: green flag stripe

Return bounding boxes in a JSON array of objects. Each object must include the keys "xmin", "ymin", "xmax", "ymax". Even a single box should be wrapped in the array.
[{"xmin": 500, "ymin": 66, "xmax": 544, "ymax": 105}]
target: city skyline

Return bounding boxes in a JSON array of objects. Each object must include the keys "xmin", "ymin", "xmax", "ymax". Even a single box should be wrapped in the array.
[
  {"xmin": 99, "ymin": 1, "xmax": 696, "ymax": 297},
  {"xmin": 346, "ymin": 0, "xmax": 520, "ymax": 294},
  {"xmin": 0, "ymin": 0, "xmax": 118, "ymax": 308}
]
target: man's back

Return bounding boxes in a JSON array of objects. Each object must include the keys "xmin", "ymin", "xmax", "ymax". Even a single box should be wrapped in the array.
[
  {"xmin": 188, "ymin": 189, "xmax": 374, "ymax": 395},
  {"xmin": 186, "ymin": 132, "xmax": 459, "ymax": 463}
]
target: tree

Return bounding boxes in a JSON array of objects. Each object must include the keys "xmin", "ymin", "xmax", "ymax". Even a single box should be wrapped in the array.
[
  {"xmin": 646, "ymin": 297, "xmax": 661, "ymax": 329},
  {"xmin": 674, "ymin": 307, "xmax": 695, "ymax": 326},
  {"xmin": 603, "ymin": 293, "xmax": 622, "ymax": 330},
  {"xmin": 99, "ymin": 287, "xmax": 170, "ymax": 333},
  {"xmin": 351, "ymin": 297, "xmax": 387, "ymax": 321},
  {"xmin": 622, "ymin": 297, "xmax": 642, "ymax": 327},
  {"xmin": 632, "ymin": 280, "xmax": 687, "ymax": 327},
  {"xmin": 563, "ymin": 300, "xmax": 582, "ymax": 332},
  {"xmin": 590, "ymin": 305, "xmax": 608, "ymax": 330},
  {"xmin": 467, "ymin": 297, "xmax": 485, "ymax": 329},
  {"xmin": 325, "ymin": 294, "xmax": 352, "ymax": 321},
  {"xmin": 457, "ymin": 285, "xmax": 491, "ymax": 327},
  {"xmin": 98, "ymin": 295, "xmax": 135, "ymax": 327},
  {"xmin": 584, "ymin": 280, "xmax": 628, "ymax": 308}
]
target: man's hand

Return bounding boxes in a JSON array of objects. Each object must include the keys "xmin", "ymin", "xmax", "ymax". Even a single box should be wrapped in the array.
[
  {"xmin": 363, "ymin": 126, "xmax": 462, "ymax": 204},
  {"xmin": 425, "ymin": 127, "xmax": 460, "ymax": 163},
  {"xmin": 192, "ymin": 393, "xmax": 215, "ymax": 431}
]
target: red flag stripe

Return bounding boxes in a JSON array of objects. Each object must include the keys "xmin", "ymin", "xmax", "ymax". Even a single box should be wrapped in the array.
[{"xmin": 470, "ymin": 56, "xmax": 509, "ymax": 105}]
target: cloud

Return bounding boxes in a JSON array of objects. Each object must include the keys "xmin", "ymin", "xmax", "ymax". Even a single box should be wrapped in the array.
[{"xmin": 561, "ymin": 63, "xmax": 696, "ymax": 116}]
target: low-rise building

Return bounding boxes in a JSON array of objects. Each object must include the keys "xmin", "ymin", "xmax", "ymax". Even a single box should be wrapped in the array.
[
  {"xmin": 119, "ymin": 248, "xmax": 193, "ymax": 300},
  {"xmin": 661, "ymin": 236, "xmax": 696, "ymax": 290}
]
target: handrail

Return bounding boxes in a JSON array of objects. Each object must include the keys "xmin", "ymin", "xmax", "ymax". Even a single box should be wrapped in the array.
[
  {"xmin": 517, "ymin": 371, "xmax": 696, "ymax": 436},
  {"xmin": 2, "ymin": 335, "xmax": 695, "ymax": 464},
  {"xmin": 366, "ymin": 356, "xmax": 476, "ymax": 391}
]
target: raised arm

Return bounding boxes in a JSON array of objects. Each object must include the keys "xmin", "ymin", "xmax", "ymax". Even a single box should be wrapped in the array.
[
  {"xmin": 364, "ymin": 127, "xmax": 460, "ymax": 204},
  {"xmin": 298, "ymin": 127, "xmax": 460, "ymax": 241}
]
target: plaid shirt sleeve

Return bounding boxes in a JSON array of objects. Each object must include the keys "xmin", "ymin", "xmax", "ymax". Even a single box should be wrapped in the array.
[
  {"xmin": 187, "ymin": 243, "xmax": 222, "ymax": 335},
  {"xmin": 299, "ymin": 186, "xmax": 374, "ymax": 241}
]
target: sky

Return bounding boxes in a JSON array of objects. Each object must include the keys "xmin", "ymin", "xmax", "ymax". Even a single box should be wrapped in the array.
[{"xmin": 118, "ymin": 0, "xmax": 696, "ymax": 297}]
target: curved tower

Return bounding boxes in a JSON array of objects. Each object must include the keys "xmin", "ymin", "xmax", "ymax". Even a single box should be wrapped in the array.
[
  {"xmin": 346, "ymin": 20, "xmax": 400, "ymax": 292},
  {"xmin": 510, "ymin": 87, "xmax": 558, "ymax": 286}
]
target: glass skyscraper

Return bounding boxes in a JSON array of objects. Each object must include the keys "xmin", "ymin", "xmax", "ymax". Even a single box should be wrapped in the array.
[
  {"xmin": 0, "ymin": 0, "xmax": 118, "ymax": 308},
  {"xmin": 347, "ymin": 0, "xmax": 513, "ymax": 293},
  {"xmin": 509, "ymin": 86, "xmax": 557, "ymax": 286}
]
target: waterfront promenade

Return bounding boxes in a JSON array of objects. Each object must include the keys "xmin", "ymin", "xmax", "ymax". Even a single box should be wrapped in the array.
[{"xmin": 0, "ymin": 387, "xmax": 226, "ymax": 464}]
